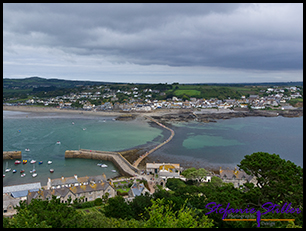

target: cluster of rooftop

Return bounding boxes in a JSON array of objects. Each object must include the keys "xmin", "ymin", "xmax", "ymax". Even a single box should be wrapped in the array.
[{"xmin": 4, "ymin": 85, "xmax": 302, "ymax": 111}]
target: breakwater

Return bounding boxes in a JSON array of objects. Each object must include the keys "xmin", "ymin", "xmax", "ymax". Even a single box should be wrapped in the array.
[
  {"xmin": 65, "ymin": 149, "xmax": 139, "ymax": 176},
  {"xmin": 133, "ymin": 116, "xmax": 175, "ymax": 167},
  {"xmin": 3, "ymin": 151, "xmax": 22, "ymax": 160}
]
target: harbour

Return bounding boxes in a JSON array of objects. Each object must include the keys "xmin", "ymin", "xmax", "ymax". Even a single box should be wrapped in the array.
[{"xmin": 3, "ymin": 110, "xmax": 303, "ymax": 187}]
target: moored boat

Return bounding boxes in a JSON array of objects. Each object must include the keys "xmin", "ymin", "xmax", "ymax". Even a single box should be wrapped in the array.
[
  {"xmin": 48, "ymin": 161, "xmax": 52, "ymax": 164},
  {"xmin": 38, "ymin": 161, "xmax": 43, "ymax": 165},
  {"xmin": 30, "ymin": 160, "xmax": 36, "ymax": 164},
  {"xmin": 20, "ymin": 169, "xmax": 25, "ymax": 173},
  {"xmin": 50, "ymin": 169, "xmax": 54, "ymax": 173},
  {"xmin": 101, "ymin": 164, "xmax": 108, "ymax": 168},
  {"xmin": 5, "ymin": 162, "xmax": 11, "ymax": 172},
  {"xmin": 15, "ymin": 160, "xmax": 21, "ymax": 164},
  {"xmin": 25, "ymin": 148, "xmax": 30, "ymax": 152},
  {"xmin": 21, "ymin": 173, "xmax": 26, "ymax": 177},
  {"xmin": 13, "ymin": 169, "xmax": 17, "ymax": 173},
  {"xmin": 23, "ymin": 160, "xmax": 27, "ymax": 164},
  {"xmin": 111, "ymin": 170, "xmax": 116, "ymax": 172},
  {"xmin": 56, "ymin": 141, "xmax": 61, "ymax": 145},
  {"xmin": 32, "ymin": 173, "xmax": 37, "ymax": 177}
]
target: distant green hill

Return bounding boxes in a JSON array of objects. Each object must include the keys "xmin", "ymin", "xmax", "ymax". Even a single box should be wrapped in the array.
[{"xmin": 3, "ymin": 77, "xmax": 109, "ymax": 90}]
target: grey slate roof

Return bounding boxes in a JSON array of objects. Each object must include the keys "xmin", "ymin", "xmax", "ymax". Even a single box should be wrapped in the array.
[
  {"xmin": 130, "ymin": 183, "xmax": 146, "ymax": 197},
  {"xmin": 11, "ymin": 188, "xmax": 39, "ymax": 198},
  {"xmin": 3, "ymin": 182, "xmax": 41, "ymax": 194}
]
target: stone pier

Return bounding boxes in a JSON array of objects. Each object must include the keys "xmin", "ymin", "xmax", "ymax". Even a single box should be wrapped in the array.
[
  {"xmin": 65, "ymin": 149, "xmax": 139, "ymax": 177},
  {"xmin": 3, "ymin": 151, "xmax": 22, "ymax": 160}
]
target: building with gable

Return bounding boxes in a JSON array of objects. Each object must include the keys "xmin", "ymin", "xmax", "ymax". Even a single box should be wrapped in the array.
[
  {"xmin": 146, "ymin": 162, "xmax": 182, "ymax": 187},
  {"xmin": 27, "ymin": 174, "xmax": 116, "ymax": 204},
  {"xmin": 127, "ymin": 181, "xmax": 150, "ymax": 200},
  {"xmin": 218, "ymin": 167, "xmax": 257, "ymax": 188},
  {"xmin": 3, "ymin": 182, "xmax": 41, "ymax": 217}
]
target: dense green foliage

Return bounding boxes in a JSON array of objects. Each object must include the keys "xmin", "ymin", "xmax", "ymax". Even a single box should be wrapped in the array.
[
  {"xmin": 3, "ymin": 152, "xmax": 303, "ymax": 228},
  {"xmin": 237, "ymin": 152, "xmax": 303, "ymax": 208}
]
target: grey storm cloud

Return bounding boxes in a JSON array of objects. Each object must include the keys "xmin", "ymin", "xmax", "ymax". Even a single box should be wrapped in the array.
[{"xmin": 3, "ymin": 3, "xmax": 303, "ymax": 74}]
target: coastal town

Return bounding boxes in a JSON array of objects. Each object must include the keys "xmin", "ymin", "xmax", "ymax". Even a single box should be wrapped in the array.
[
  {"xmin": 3, "ymin": 81, "xmax": 303, "ymax": 226},
  {"xmin": 3, "ymin": 160, "xmax": 255, "ymax": 218},
  {"xmin": 3, "ymin": 84, "xmax": 303, "ymax": 112}
]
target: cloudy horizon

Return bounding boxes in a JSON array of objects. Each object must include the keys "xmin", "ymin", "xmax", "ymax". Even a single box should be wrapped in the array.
[{"xmin": 3, "ymin": 3, "xmax": 303, "ymax": 83}]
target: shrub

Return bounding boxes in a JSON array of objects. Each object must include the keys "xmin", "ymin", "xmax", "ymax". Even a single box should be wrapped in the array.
[{"xmin": 94, "ymin": 198, "xmax": 103, "ymax": 206}]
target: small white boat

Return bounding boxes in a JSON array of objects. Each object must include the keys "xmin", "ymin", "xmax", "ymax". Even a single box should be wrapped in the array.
[
  {"xmin": 50, "ymin": 169, "xmax": 54, "ymax": 173},
  {"xmin": 101, "ymin": 164, "xmax": 108, "ymax": 168},
  {"xmin": 48, "ymin": 161, "xmax": 52, "ymax": 164},
  {"xmin": 97, "ymin": 163, "xmax": 102, "ymax": 166},
  {"xmin": 21, "ymin": 173, "xmax": 26, "ymax": 177},
  {"xmin": 83, "ymin": 128, "xmax": 86, "ymax": 131},
  {"xmin": 5, "ymin": 162, "xmax": 11, "ymax": 172},
  {"xmin": 13, "ymin": 169, "xmax": 17, "ymax": 173},
  {"xmin": 32, "ymin": 173, "xmax": 37, "ymax": 177},
  {"xmin": 30, "ymin": 163, "xmax": 36, "ymax": 173},
  {"xmin": 30, "ymin": 160, "xmax": 36, "ymax": 164},
  {"xmin": 72, "ymin": 122, "xmax": 75, "ymax": 125},
  {"xmin": 111, "ymin": 170, "xmax": 116, "ymax": 172},
  {"xmin": 56, "ymin": 141, "xmax": 61, "ymax": 145},
  {"xmin": 3, "ymin": 174, "xmax": 5, "ymax": 178},
  {"xmin": 25, "ymin": 148, "xmax": 30, "ymax": 152}
]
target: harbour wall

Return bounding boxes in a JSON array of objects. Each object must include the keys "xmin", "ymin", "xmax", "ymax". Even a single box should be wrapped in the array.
[
  {"xmin": 65, "ymin": 149, "xmax": 139, "ymax": 177},
  {"xmin": 3, "ymin": 151, "xmax": 22, "ymax": 160}
]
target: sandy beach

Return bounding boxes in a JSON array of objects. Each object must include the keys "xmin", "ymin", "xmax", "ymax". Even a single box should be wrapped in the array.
[{"xmin": 3, "ymin": 105, "xmax": 193, "ymax": 117}]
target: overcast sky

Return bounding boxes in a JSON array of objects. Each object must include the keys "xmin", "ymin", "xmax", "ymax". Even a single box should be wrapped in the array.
[{"xmin": 3, "ymin": 3, "xmax": 303, "ymax": 83}]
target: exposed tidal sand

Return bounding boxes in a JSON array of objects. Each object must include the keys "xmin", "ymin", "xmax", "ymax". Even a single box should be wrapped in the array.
[{"xmin": 3, "ymin": 105, "xmax": 235, "ymax": 117}]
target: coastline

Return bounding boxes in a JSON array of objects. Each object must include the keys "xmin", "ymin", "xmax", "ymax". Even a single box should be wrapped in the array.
[
  {"xmin": 3, "ymin": 105, "xmax": 303, "ymax": 174},
  {"xmin": 4, "ymin": 105, "xmax": 303, "ymax": 121}
]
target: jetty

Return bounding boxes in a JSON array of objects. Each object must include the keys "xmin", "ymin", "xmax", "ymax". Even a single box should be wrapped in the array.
[
  {"xmin": 65, "ymin": 149, "xmax": 139, "ymax": 177},
  {"xmin": 132, "ymin": 116, "xmax": 175, "ymax": 168},
  {"xmin": 3, "ymin": 151, "xmax": 22, "ymax": 160}
]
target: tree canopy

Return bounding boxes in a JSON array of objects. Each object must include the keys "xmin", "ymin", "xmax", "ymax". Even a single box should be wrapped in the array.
[{"xmin": 237, "ymin": 152, "xmax": 303, "ymax": 208}]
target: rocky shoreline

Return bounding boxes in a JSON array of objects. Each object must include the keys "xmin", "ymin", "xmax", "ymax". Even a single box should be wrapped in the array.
[{"xmin": 149, "ymin": 108, "xmax": 303, "ymax": 123}]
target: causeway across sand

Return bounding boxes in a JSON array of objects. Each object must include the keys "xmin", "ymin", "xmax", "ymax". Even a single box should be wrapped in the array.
[{"xmin": 133, "ymin": 116, "xmax": 175, "ymax": 168}]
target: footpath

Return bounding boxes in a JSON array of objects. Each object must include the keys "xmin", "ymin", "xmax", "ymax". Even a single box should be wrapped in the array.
[{"xmin": 133, "ymin": 116, "xmax": 175, "ymax": 168}]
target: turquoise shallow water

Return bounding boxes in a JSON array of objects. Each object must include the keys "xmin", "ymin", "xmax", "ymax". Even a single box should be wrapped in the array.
[
  {"xmin": 3, "ymin": 111, "xmax": 303, "ymax": 186},
  {"xmin": 149, "ymin": 116, "xmax": 303, "ymax": 169},
  {"xmin": 3, "ymin": 111, "xmax": 162, "ymax": 186}
]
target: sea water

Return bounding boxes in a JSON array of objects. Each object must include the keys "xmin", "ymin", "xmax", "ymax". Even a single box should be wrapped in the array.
[
  {"xmin": 150, "ymin": 116, "xmax": 303, "ymax": 170},
  {"xmin": 3, "ymin": 110, "xmax": 303, "ymax": 186},
  {"xmin": 3, "ymin": 111, "xmax": 163, "ymax": 186}
]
